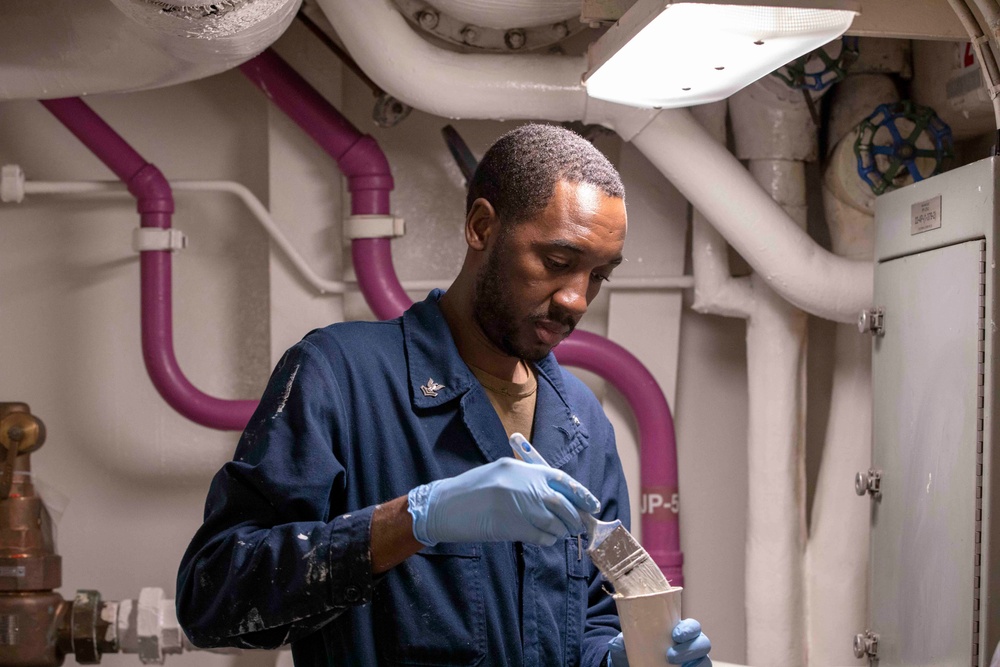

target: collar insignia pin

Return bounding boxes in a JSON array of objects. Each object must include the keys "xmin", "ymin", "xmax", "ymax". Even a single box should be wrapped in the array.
[{"xmin": 421, "ymin": 378, "xmax": 445, "ymax": 398}]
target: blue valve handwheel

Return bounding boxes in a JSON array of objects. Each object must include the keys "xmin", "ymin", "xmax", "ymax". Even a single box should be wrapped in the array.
[{"xmin": 854, "ymin": 100, "xmax": 953, "ymax": 196}]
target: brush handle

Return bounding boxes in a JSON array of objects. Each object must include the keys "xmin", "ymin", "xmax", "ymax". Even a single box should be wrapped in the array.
[
  {"xmin": 509, "ymin": 432, "xmax": 547, "ymax": 466},
  {"xmin": 509, "ymin": 433, "xmax": 598, "ymax": 534}
]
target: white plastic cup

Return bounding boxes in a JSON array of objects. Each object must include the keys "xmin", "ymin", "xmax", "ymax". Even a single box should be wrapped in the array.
[{"xmin": 614, "ymin": 587, "xmax": 684, "ymax": 667}]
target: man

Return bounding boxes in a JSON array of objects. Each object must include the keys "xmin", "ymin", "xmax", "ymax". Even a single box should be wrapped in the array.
[{"xmin": 177, "ymin": 124, "xmax": 711, "ymax": 666}]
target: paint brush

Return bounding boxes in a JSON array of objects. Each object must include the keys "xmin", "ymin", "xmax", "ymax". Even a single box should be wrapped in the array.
[{"xmin": 509, "ymin": 433, "xmax": 671, "ymax": 597}]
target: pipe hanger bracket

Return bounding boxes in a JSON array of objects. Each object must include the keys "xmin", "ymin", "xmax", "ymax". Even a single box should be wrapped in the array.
[
  {"xmin": 132, "ymin": 228, "xmax": 188, "ymax": 253},
  {"xmin": 0, "ymin": 164, "xmax": 26, "ymax": 203},
  {"xmin": 345, "ymin": 214, "xmax": 404, "ymax": 240}
]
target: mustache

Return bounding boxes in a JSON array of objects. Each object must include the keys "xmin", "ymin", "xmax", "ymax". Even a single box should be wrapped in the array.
[{"xmin": 528, "ymin": 309, "xmax": 578, "ymax": 332}]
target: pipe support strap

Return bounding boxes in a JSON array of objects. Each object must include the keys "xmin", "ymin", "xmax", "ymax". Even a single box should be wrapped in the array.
[
  {"xmin": 345, "ymin": 214, "xmax": 405, "ymax": 239},
  {"xmin": 132, "ymin": 228, "xmax": 188, "ymax": 253},
  {"xmin": 0, "ymin": 165, "xmax": 25, "ymax": 203}
]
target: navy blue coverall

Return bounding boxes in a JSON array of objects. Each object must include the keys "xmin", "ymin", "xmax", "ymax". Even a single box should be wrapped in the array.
[{"xmin": 177, "ymin": 291, "xmax": 630, "ymax": 666}]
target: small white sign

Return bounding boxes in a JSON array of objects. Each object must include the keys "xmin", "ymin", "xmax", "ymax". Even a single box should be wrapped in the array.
[{"xmin": 911, "ymin": 195, "xmax": 942, "ymax": 235}]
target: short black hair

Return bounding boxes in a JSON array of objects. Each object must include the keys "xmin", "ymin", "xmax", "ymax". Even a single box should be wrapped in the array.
[{"xmin": 466, "ymin": 123, "xmax": 625, "ymax": 227}]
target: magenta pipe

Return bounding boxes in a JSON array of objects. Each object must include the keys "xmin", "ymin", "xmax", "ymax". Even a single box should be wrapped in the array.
[
  {"xmin": 352, "ymin": 239, "xmax": 412, "ymax": 320},
  {"xmin": 238, "ymin": 51, "xmax": 411, "ymax": 320},
  {"xmin": 41, "ymin": 98, "xmax": 257, "ymax": 431},
  {"xmin": 238, "ymin": 50, "xmax": 393, "ymax": 216},
  {"xmin": 555, "ymin": 332, "xmax": 683, "ymax": 586}
]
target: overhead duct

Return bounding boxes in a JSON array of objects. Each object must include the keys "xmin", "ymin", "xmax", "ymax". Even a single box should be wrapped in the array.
[
  {"xmin": 108, "ymin": 0, "xmax": 301, "ymax": 59},
  {"xmin": 0, "ymin": 0, "xmax": 300, "ymax": 101}
]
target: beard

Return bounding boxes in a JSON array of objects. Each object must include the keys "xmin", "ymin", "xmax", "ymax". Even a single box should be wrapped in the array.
[{"xmin": 472, "ymin": 231, "xmax": 575, "ymax": 361}]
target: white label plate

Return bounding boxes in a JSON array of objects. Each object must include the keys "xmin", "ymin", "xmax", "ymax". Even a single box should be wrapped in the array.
[{"xmin": 911, "ymin": 195, "xmax": 942, "ymax": 235}]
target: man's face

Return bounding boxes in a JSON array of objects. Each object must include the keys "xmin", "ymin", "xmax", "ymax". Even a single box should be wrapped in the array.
[{"xmin": 473, "ymin": 180, "xmax": 627, "ymax": 361}]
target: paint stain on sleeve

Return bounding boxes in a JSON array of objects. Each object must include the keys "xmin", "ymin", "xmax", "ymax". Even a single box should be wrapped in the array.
[{"xmin": 275, "ymin": 364, "xmax": 301, "ymax": 415}]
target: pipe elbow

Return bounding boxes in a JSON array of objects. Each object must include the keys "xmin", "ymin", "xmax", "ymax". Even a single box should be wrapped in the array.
[
  {"xmin": 129, "ymin": 163, "xmax": 175, "ymax": 218},
  {"xmin": 316, "ymin": 0, "xmax": 588, "ymax": 122},
  {"xmin": 340, "ymin": 135, "xmax": 394, "ymax": 195}
]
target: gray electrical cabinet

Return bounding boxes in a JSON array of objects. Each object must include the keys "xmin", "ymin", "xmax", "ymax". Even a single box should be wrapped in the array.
[{"xmin": 864, "ymin": 156, "xmax": 1000, "ymax": 666}]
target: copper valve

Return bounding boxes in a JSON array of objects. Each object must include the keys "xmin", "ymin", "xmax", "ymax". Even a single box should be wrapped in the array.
[
  {"xmin": 0, "ymin": 405, "xmax": 178, "ymax": 665},
  {"xmin": 0, "ymin": 404, "xmax": 119, "ymax": 665}
]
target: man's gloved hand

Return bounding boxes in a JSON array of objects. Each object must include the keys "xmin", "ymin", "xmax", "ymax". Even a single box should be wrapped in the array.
[
  {"xmin": 607, "ymin": 619, "xmax": 712, "ymax": 667},
  {"xmin": 668, "ymin": 620, "xmax": 712, "ymax": 666},
  {"xmin": 408, "ymin": 457, "xmax": 600, "ymax": 546}
]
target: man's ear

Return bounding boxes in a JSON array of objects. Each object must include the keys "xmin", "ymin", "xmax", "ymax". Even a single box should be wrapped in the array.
[{"xmin": 465, "ymin": 198, "xmax": 500, "ymax": 251}]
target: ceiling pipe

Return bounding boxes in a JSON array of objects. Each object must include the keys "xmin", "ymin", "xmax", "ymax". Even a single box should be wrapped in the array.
[
  {"xmin": 421, "ymin": 0, "xmax": 579, "ymax": 29},
  {"xmin": 314, "ymin": 0, "xmax": 588, "ymax": 121},
  {"xmin": 239, "ymin": 48, "xmax": 684, "ymax": 585},
  {"xmin": 0, "ymin": 0, "xmax": 300, "ymax": 101},
  {"xmin": 628, "ymin": 110, "xmax": 871, "ymax": 324},
  {"xmin": 314, "ymin": 0, "xmax": 873, "ymax": 323}
]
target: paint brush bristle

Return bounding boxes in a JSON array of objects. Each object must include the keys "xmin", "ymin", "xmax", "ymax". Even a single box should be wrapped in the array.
[{"xmin": 587, "ymin": 523, "xmax": 671, "ymax": 597}]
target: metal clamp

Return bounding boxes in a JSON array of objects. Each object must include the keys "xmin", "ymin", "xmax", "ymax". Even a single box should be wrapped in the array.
[
  {"xmin": 132, "ymin": 228, "xmax": 187, "ymax": 252},
  {"xmin": 857, "ymin": 307, "xmax": 884, "ymax": 336},
  {"xmin": 855, "ymin": 469, "xmax": 882, "ymax": 498},
  {"xmin": 344, "ymin": 215, "xmax": 405, "ymax": 240},
  {"xmin": 853, "ymin": 630, "xmax": 879, "ymax": 660},
  {"xmin": 0, "ymin": 164, "xmax": 25, "ymax": 203}
]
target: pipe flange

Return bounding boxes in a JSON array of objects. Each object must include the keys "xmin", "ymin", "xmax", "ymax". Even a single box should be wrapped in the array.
[{"xmin": 393, "ymin": 0, "xmax": 585, "ymax": 52}]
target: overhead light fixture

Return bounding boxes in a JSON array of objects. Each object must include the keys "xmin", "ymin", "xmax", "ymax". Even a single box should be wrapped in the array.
[{"xmin": 583, "ymin": 0, "xmax": 860, "ymax": 109}]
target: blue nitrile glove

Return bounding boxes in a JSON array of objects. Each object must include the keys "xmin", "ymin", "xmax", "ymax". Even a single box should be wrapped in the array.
[
  {"xmin": 607, "ymin": 632, "xmax": 628, "ymax": 666},
  {"xmin": 668, "ymin": 619, "xmax": 712, "ymax": 666},
  {"xmin": 408, "ymin": 457, "xmax": 600, "ymax": 546},
  {"xmin": 606, "ymin": 619, "xmax": 712, "ymax": 667}
]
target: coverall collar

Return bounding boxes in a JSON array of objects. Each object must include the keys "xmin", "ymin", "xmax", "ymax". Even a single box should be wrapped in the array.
[
  {"xmin": 403, "ymin": 290, "xmax": 478, "ymax": 409},
  {"xmin": 403, "ymin": 290, "xmax": 589, "ymax": 466}
]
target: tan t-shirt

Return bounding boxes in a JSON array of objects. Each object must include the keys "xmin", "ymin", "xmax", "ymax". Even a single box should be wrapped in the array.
[{"xmin": 468, "ymin": 360, "xmax": 538, "ymax": 440}]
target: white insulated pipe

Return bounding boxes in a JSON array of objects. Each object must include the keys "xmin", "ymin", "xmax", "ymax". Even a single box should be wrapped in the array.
[
  {"xmin": 743, "ymin": 280, "xmax": 808, "ymax": 667},
  {"xmin": 422, "ymin": 0, "xmax": 579, "ymax": 28},
  {"xmin": 689, "ymin": 100, "xmax": 810, "ymax": 665},
  {"xmin": 689, "ymin": 102, "xmax": 755, "ymax": 320},
  {"xmin": 742, "ymin": 160, "xmax": 809, "ymax": 667},
  {"xmin": 0, "ymin": 0, "xmax": 300, "ymax": 101},
  {"xmin": 314, "ymin": 0, "xmax": 588, "ymax": 121},
  {"xmin": 690, "ymin": 215, "xmax": 754, "ymax": 319},
  {"xmin": 804, "ymin": 74, "xmax": 895, "ymax": 666},
  {"xmin": 9, "ymin": 178, "xmax": 694, "ymax": 294},
  {"xmin": 804, "ymin": 318, "xmax": 870, "ymax": 666},
  {"xmin": 630, "ymin": 110, "xmax": 872, "ymax": 324}
]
